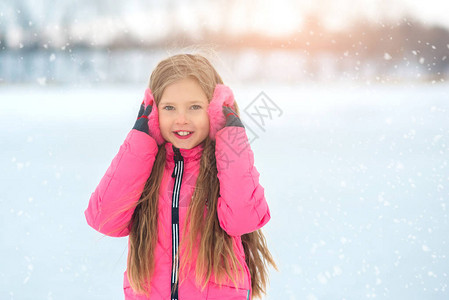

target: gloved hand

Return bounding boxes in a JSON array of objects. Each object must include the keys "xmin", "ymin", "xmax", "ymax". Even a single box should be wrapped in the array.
[
  {"xmin": 132, "ymin": 99, "xmax": 153, "ymax": 135},
  {"xmin": 222, "ymin": 105, "xmax": 244, "ymax": 128},
  {"xmin": 132, "ymin": 88, "xmax": 165, "ymax": 145}
]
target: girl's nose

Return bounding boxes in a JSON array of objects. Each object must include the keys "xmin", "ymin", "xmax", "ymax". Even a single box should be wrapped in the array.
[{"xmin": 175, "ymin": 111, "xmax": 188, "ymax": 124}]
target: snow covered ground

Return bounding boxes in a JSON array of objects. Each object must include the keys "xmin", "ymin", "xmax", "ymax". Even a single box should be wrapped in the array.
[{"xmin": 0, "ymin": 82, "xmax": 448, "ymax": 299}]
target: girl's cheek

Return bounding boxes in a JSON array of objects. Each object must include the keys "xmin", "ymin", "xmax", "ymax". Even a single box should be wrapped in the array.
[{"xmin": 158, "ymin": 114, "xmax": 169, "ymax": 128}]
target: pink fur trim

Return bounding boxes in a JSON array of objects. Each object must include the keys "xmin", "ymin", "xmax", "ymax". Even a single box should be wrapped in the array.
[
  {"xmin": 207, "ymin": 84, "xmax": 235, "ymax": 141},
  {"xmin": 143, "ymin": 88, "xmax": 164, "ymax": 145}
]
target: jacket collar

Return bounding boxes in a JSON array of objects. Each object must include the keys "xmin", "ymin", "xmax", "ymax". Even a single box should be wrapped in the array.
[{"xmin": 164, "ymin": 142, "xmax": 204, "ymax": 163}]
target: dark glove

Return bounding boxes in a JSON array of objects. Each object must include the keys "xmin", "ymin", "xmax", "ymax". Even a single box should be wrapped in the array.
[
  {"xmin": 223, "ymin": 105, "xmax": 244, "ymax": 128},
  {"xmin": 132, "ymin": 100, "xmax": 153, "ymax": 135}
]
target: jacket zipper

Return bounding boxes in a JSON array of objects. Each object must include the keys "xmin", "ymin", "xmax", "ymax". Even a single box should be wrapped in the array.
[{"xmin": 171, "ymin": 146, "xmax": 183, "ymax": 300}]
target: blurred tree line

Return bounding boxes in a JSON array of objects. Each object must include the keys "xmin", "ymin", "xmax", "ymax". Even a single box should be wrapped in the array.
[{"xmin": 1, "ymin": 0, "xmax": 448, "ymax": 82}]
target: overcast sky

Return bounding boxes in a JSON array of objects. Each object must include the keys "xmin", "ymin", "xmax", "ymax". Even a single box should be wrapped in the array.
[
  {"xmin": 2, "ymin": 0, "xmax": 449, "ymax": 49},
  {"xmin": 241, "ymin": 0, "xmax": 449, "ymax": 34},
  {"xmin": 399, "ymin": 0, "xmax": 449, "ymax": 27}
]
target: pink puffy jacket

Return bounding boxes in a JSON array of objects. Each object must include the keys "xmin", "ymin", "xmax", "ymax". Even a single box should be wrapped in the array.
[{"xmin": 84, "ymin": 86, "xmax": 271, "ymax": 300}]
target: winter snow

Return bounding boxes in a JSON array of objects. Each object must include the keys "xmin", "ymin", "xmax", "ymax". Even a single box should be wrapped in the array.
[{"xmin": 1, "ymin": 82, "xmax": 448, "ymax": 299}]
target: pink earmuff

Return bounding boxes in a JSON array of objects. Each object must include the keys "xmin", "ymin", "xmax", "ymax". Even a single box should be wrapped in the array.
[
  {"xmin": 143, "ymin": 88, "xmax": 165, "ymax": 145},
  {"xmin": 142, "ymin": 84, "xmax": 235, "ymax": 145},
  {"xmin": 207, "ymin": 84, "xmax": 235, "ymax": 141}
]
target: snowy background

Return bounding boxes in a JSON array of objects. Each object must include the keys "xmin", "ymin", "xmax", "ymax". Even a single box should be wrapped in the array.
[
  {"xmin": 1, "ymin": 82, "xmax": 448, "ymax": 299},
  {"xmin": 1, "ymin": 0, "xmax": 449, "ymax": 299}
]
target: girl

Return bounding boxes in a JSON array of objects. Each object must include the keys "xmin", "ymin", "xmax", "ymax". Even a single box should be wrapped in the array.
[{"xmin": 85, "ymin": 54, "xmax": 276, "ymax": 299}]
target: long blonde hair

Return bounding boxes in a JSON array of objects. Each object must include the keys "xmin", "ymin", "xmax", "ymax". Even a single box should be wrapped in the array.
[{"xmin": 126, "ymin": 53, "xmax": 277, "ymax": 298}]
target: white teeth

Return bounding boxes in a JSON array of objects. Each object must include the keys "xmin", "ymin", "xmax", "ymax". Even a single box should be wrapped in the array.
[{"xmin": 176, "ymin": 131, "xmax": 192, "ymax": 136}]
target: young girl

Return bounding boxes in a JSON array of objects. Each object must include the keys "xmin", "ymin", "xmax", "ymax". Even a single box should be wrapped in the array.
[{"xmin": 85, "ymin": 54, "xmax": 276, "ymax": 299}]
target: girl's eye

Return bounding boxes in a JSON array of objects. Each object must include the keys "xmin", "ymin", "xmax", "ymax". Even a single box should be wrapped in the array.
[{"xmin": 162, "ymin": 105, "xmax": 201, "ymax": 111}]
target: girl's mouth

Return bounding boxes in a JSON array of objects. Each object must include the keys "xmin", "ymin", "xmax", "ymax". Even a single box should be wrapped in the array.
[{"xmin": 174, "ymin": 131, "xmax": 194, "ymax": 139}]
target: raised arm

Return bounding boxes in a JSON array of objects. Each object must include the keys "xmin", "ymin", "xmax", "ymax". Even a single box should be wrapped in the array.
[
  {"xmin": 208, "ymin": 84, "xmax": 271, "ymax": 237},
  {"xmin": 84, "ymin": 89, "xmax": 162, "ymax": 237},
  {"xmin": 215, "ymin": 126, "xmax": 270, "ymax": 236},
  {"xmin": 84, "ymin": 129, "xmax": 158, "ymax": 237}
]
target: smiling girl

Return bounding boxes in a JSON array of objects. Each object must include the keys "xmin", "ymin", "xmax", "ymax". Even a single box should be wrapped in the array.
[{"xmin": 85, "ymin": 54, "xmax": 276, "ymax": 299}]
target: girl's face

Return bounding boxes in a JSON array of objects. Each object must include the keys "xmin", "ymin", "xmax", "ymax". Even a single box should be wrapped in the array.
[{"xmin": 158, "ymin": 78, "xmax": 210, "ymax": 150}]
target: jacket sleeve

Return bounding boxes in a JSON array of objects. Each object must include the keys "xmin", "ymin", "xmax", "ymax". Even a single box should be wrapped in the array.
[
  {"xmin": 84, "ymin": 129, "xmax": 158, "ymax": 237},
  {"xmin": 215, "ymin": 126, "xmax": 271, "ymax": 236}
]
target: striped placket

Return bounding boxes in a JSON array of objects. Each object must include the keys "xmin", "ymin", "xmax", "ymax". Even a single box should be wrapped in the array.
[{"xmin": 171, "ymin": 146, "xmax": 184, "ymax": 300}]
